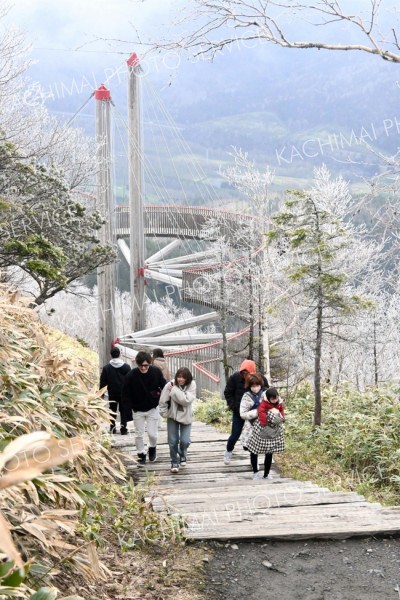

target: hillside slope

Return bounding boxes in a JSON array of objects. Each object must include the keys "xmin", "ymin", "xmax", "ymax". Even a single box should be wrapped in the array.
[{"xmin": 0, "ymin": 286, "xmax": 205, "ymax": 599}]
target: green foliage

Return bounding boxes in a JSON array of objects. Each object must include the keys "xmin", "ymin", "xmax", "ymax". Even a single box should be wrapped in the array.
[
  {"xmin": 289, "ymin": 264, "xmax": 311, "ymax": 281},
  {"xmin": 30, "ymin": 589, "xmax": 58, "ymax": 600},
  {"xmin": 0, "ymin": 563, "xmax": 29, "ymax": 592},
  {"xmin": 0, "ymin": 141, "xmax": 116, "ymax": 305},
  {"xmin": 282, "ymin": 383, "xmax": 400, "ymax": 504},
  {"xmin": 0, "ymin": 197, "xmax": 12, "ymax": 211},
  {"xmin": 194, "ymin": 391, "xmax": 231, "ymax": 431},
  {"xmin": 77, "ymin": 480, "xmax": 185, "ymax": 551},
  {"xmin": 269, "ymin": 178, "xmax": 362, "ymax": 310}
]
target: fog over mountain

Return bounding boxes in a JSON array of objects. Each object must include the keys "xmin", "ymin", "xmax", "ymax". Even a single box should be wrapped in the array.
[{"xmin": 6, "ymin": 1, "xmax": 400, "ymax": 199}]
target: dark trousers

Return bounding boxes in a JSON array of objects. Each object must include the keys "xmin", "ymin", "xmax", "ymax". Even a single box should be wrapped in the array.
[
  {"xmin": 109, "ymin": 400, "xmax": 127, "ymax": 429},
  {"xmin": 226, "ymin": 412, "xmax": 245, "ymax": 452},
  {"xmin": 251, "ymin": 452, "xmax": 273, "ymax": 476}
]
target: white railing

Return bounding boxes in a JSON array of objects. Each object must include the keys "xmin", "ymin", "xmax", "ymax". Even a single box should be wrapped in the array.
[
  {"xmin": 114, "ymin": 204, "xmax": 255, "ymax": 239},
  {"xmin": 165, "ymin": 323, "xmax": 259, "ymax": 399}
]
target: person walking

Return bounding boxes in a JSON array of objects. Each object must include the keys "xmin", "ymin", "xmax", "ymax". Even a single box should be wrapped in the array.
[
  {"xmin": 239, "ymin": 373, "xmax": 265, "ymax": 450},
  {"xmin": 159, "ymin": 367, "xmax": 196, "ymax": 473},
  {"xmin": 247, "ymin": 387, "xmax": 285, "ymax": 480},
  {"xmin": 152, "ymin": 348, "xmax": 171, "ymax": 381},
  {"xmin": 99, "ymin": 347, "xmax": 131, "ymax": 434},
  {"xmin": 121, "ymin": 351, "xmax": 167, "ymax": 465},
  {"xmin": 224, "ymin": 359, "xmax": 269, "ymax": 465}
]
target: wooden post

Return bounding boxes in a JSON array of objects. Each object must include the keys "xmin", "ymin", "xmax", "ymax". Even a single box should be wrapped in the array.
[
  {"xmin": 95, "ymin": 84, "xmax": 116, "ymax": 370},
  {"xmin": 127, "ymin": 53, "xmax": 146, "ymax": 332}
]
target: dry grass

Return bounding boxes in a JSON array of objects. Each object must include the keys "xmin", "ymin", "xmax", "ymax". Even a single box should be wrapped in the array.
[
  {"xmin": 61, "ymin": 519, "xmax": 210, "ymax": 599},
  {"xmin": 43, "ymin": 324, "xmax": 99, "ymax": 372},
  {"xmin": 0, "ymin": 285, "xmax": 210, "ymax": 600}
]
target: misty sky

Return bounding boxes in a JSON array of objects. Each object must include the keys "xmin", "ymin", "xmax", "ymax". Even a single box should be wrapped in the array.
[
  {"xmin": 9, "ymin": 0, "xmax": 400, "ymax": 62},
  {"xmin": 4, "ymin": 0, "xmax": 400, "ymax": 184},
  {"xmin": 6, "ymin": 1, "xmax": 400, "ymax": 80},
  {"xmin": 5, "ymin": 0, "xmax": 180, "ymax": 86},
  {"xmin": 2, "ymin": 0, "xmax": 186, "ymax": 108},
  {"xmin": 7, "ymin": 0, "xmax": 175, "ymax": 48}
]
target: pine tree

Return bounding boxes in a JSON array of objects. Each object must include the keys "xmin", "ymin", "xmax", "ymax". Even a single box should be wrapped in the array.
[{"xmin": 268, "ymin": 166, "xmax": 374, "ymax": 425}]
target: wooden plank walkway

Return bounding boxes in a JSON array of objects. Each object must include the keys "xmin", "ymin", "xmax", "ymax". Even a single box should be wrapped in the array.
[{"xmin": 111, "ymin": 421, "xmax": 400, "ymax": 541}]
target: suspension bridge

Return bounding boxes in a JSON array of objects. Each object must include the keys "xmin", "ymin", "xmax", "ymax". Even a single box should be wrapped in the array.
[{"xmin": 93, "ymin": 53, "xmax": 269, "ymax": 395}]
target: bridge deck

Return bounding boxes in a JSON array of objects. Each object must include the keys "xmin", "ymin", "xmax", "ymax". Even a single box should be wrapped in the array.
[
  {"xmin": 112, "ymin": 421, "xmax": 400, "ymax": 541},
  {"xmin": 114, "ymin": 204, "xmax": 255, "ymax": 240}
]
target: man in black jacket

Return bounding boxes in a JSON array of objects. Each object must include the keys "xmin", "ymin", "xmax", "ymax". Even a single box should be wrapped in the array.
[
  {"xmin": 121, "ymin": 351, "xmax": 167, "ymax": 465},
  {"xmin": 100, "ymin": 347, "xmax": 131, "ymax": 434},
  {"xmin": 224, "ymin": 359, "xmax": 269, "ymax": 465}
]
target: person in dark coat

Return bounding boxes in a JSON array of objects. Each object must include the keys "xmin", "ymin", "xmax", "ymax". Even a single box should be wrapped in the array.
[
  {"xmin": 99, "ymin": 347, "xmax": 131, "ymax": 434},
  {"xmin": 224, "ymin": 359, "xmax": 269, "ymax": 465},
  {"xmin": 121, "ymin": 351, "xmax": 167, "ymax": 465}
]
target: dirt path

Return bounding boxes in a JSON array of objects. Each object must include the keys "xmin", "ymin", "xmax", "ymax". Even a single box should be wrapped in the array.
[{"xmin": 205, "ymin": 536, "xmax": 400, "ymax": 600}]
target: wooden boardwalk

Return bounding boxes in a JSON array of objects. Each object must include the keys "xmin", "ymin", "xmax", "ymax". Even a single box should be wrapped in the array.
[{"xmin": 111, "ymin": 421, "xmax": 400, "ymax": 541}]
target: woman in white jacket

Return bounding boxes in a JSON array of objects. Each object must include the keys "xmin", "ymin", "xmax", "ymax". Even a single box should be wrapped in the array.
[
  {"xmin": 159, "ymin": 367, "xmax": 196, "ymax": 473},
  {"xmin": 240, "ymin": 373, "xmax": 265, "ymax": 450}
]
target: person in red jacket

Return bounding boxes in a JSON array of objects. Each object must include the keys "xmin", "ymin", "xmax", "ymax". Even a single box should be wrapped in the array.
[
  {"xmin": 223, "ymin": 359, "xmax": 269, "ymax": 465},
  {"xmin": 247, "ymin": 387, "xmax": 285, "ymax": 480},
  {"xmin": 258, "ymin": 386, "xmax": 285, "ymax": 426}
]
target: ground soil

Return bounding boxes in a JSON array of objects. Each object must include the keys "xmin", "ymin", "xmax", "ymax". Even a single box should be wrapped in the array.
[
  {"xmin": 56, "ymin": 535, "xmax": 400, "ymax": 599},
  {"xmin": 204, "ymin": 536, "xmax": 400, "ymax": 600}
]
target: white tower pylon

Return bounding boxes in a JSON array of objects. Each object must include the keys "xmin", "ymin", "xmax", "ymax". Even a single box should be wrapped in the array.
[
  {"xmin": 95, "ymin": 84, "xmax": 116, "ymax": 369},
  {"xmin": 127, "ymin": 53, "xmax": 146, "ymax": 332}
]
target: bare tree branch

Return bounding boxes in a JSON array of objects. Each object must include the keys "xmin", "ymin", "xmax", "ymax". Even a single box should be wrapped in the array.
[{"xmin": 141, "ymin": 0, "xmax": 400, "ymax": 63}]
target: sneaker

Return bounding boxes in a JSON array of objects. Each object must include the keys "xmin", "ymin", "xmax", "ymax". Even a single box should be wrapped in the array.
[
  {"xmin": 170, "ymin": 464, "xmax": 179, "ymax": 473},
  {"xmin": 137, "ymin": 453, "xmax": 146, "ymax": 465},
  {"xmin": 224, "ymin": 450, "xmax": 232, "ymax": 465},
  {"xmin": 263, "ymin": 473, "xmax": 273, "ymax": 480},
  {"xmin": 120, "ymin": 427, "xmax": 128, "ymax": 436},
  {"xmin": 148, "ymin": 447, "xmax": 157, "ymax": 462},
  {"xmin": 253, "ymin": 472, "xmax": 262, "ymax": 480},
  {"xmin": 180, "ymin": 458, "xmax": 187, "ymax": 467}
]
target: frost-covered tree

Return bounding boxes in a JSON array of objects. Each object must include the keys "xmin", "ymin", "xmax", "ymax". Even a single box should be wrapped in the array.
[
  {"xmin": 0, "ymin": 142, "xmax": 114, "ymax": 306},
  {"xmin": 0, "ymin": 3, "xmax": 95, "ymax": 191},
  {"xmin": 328, "ymin": 289, "xmax": 400, "ymax": 388},
  {"xmin": 0, "ymin": 3, "xmax": 29, "ymax": 98},
  {"xmin": 222, "ymin": 149, "xmax": 274, "ymax": 375},
  {"xmin": 15, "ymin": 107, "xmax": 96, "ymax": 191},
  {"xmin": 268, "ymin": 165, "xmax": 377, "ymax": 425},
  {"xmin": 197, "ymin": 215, "xmax": 242, "ymax": 380},
  {"xmin": 0, "ymin": 6, "xmax": 106, "ymax": 305}
]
